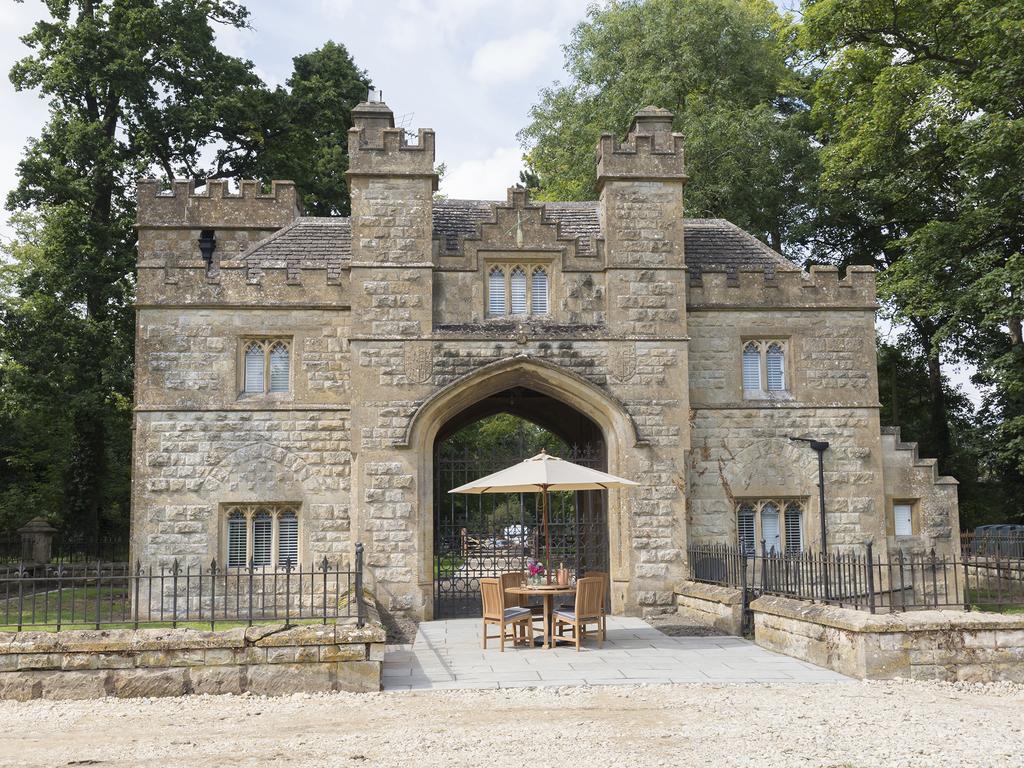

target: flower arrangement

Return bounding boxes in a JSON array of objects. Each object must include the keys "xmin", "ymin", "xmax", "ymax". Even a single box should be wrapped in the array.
[{"xmin": 526, "ymin": 558, "xmax": 546, "ymax": 585}]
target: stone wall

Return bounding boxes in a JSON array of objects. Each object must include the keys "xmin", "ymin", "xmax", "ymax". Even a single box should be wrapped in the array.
[
  {"xmin": 752, "ymin": 594, "xmax": 1024, "ymax": 682},
  {"xmin": 675, "ymin": 580, "xmax": 744, "ymax": 635},
  {"xmin": 0, "ymin": 619, "xmax": 385, "ymax": 700}
]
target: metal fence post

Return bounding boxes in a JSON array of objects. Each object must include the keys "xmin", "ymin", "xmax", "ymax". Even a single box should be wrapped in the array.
[
  {"xmin": 865, "ymin": 542, "xmax": 876, "ymax": 614},
  {"xmin": 133, "ymin": 561, "xmax": 141, "ymax": 630},
  {"xmin": 355, "ymin": 542, "xmax": 365, "ymax": 628}
]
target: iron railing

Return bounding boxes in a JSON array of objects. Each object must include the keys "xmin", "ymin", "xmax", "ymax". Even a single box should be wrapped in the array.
[
  {"xmin": 0, "ymin": 543, "xmax": 366, "ymax": 631},
  {"xmin": 0, "ymin": 532, "xmax": 129, "ymax": 565},
  {"xmin": 689, "ymin": 542, "xmax": 1024, "ymax": 614},
  {"xmin": 961, "ymin": 532, "xmax": 1024, "ymax": 560}
]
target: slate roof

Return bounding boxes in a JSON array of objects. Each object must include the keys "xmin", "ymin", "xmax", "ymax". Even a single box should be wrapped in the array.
[{"xmin": 243, "ymin": 200, "xmax": 796, "ymax": 276}]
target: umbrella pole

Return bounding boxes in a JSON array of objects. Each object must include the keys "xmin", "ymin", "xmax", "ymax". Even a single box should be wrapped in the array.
[{"xmin": 543, "ymin": 486, "xmax": 552, "ymax": 585}]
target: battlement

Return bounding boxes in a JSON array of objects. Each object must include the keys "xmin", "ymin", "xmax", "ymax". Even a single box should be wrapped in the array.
[
  {"xmin": 135, "ymin": 179, "xmax": 301, "ymax": 230},
  {"xmin": 596, "ymin": 106, "xmax": 687, "ymax": 188},
  {"xmin": 136, "ymin": 258, "xmax": 349, "ymax": 308},
  {"xmin": 687, "ymin": 265, "xmax": 878, "ymax": 309},
  {"xmin": 346, "ymin": 100, "xmax": 437, "ymax": 184}
]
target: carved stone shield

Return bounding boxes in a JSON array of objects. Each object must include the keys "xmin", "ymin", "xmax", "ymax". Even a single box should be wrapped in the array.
[
  {"xmin": 404, "ymin": 342, "xmax": 434, "ymax": 384},
  {"xmin": 609, "ymin": 343, "xmax": 637, "ymax": 383}
]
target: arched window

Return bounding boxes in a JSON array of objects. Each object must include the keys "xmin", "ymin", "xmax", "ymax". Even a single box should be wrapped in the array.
[
  {"xmin": 268, "ymin": 342, "xmax": 290, "ymax": 393},
  {"xmin": 510, "ymin": 266, "xmax": 527, "ymax": 315},
  {"xmin": 766, "ymin": 343, "xmax": 785, "ymax": 391},
  {"xmin": 784, "ymin": 502, "xmax": 803, "ymax": 553},
  {"xmin": 227, "ymin": 510, "xmax": 248, "ymax": 568},
  {"xmin": 742, "ymin": 342, "xmax": 761, "ymax": 391},
  {"xmin": 278, "ymin": 510, "xmax": 299, "ymax": 567},
  {"xmin": 252, "ymin": 509, "xmax": 273, "ymax": 567},
  {"xmin": 761, "ymin": 502, "xmax": 781, "ymax": 554},
  {"xmin": 244, "ymin": 341, "xmax": 265, "ymax": 394},
  {"xmin": 737, "ymin": 503, "xmax": 756, "ymax": 556},
  {"xmin": 487, "ymin": 267, "xmax": 506, "ymax": 316},
  {"xmin": 531, "ymin": 267, "xmax": 549, "ymax": 315}
]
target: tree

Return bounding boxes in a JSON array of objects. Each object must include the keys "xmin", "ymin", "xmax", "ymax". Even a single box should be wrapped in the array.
[
  {"xmin": 518, "ymin": 0, "xmax": 818, "ymax": 255},
  {"xmin": 212, "ymin": 41, "xmax": 371, "ymax": 215},
  {"xmin": 804, "ymin": 0, "xmax": 1024, "ymax": 481},
  {"xmin": 1, "ymin": 1, "xmax": 371, "ymax": 542}
]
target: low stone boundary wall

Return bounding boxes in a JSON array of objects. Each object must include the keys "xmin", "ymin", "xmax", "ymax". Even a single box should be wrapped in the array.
[
  {"xmin": 675, "ymin": 581, "xmax": 744, "ymax": 635},
  {"xmin": 0, "ymin": 619, "xmax": 386, "ymax": 700},
  {"xmin": 751, "ymin": 594, "xmax": 1024, "ymax": 682}
]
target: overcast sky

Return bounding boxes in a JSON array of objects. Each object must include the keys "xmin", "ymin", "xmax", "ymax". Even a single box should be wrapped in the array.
[
  {"xmin": 0, "ymin": 0, "xmax": 984, "ymax": 403},
  {"xmin": 0, "ymin": 0, "xmax": 594, "ymax": 237}
]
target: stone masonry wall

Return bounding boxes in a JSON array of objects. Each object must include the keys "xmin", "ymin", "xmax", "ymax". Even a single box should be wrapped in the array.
[
  {"xmin": 0, "ymin": 620, "xmax": 385, "ymax": 701},
  {"xmin": 132, "ymin": 410, "xmax": 352, "ymax": 566},
  {"xmin": 752, "ymin": 594, "xmax": 1024, "ymax": 682}
]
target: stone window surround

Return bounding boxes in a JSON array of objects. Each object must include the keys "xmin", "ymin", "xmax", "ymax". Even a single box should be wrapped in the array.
[
  {"xmin": 238, "ymin": 336, "xmax": 293, "ymax": 399},
  {"xmin": 737, "ymin": 498, "xmax": 806, "ymax": 555},
  {"xmin": 741, "ymin": 337, "xmax": 793, "ymax": 401},
  {"xmin": 222, "ymin": 503, "xmax": 301, "ymax": 569},
  {"xmin": 887, "ymin": 497, "xmax": 921, "ymax": 539},
  {"xmin": 485, "ymin": 258, "xmax": 553, "ymax": 318}
]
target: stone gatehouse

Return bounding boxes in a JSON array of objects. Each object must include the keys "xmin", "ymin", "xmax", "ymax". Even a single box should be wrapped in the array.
[{"xmin": 131, "ymin": 99, "xmax": 959, "ymax": 618}]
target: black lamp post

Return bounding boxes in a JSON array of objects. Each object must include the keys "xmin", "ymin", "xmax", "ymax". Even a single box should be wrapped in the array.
[{"xmin": 789, "ymin": 436, "xmax": 830, "ymax": 553}]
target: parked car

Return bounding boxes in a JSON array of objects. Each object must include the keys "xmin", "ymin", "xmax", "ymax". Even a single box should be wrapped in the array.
[{"xmin": 968, "ymin": 524, "xmax": 1024, "ymax": 559}]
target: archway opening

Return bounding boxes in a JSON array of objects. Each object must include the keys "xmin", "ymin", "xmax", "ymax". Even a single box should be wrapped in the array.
[{"xmin": 432, "ymin": 387, "xmax": 608, "ymax": 618}]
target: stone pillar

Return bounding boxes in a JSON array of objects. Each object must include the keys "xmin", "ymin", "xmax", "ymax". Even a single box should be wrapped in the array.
[
  {"xmin": 18, "ymin": 517, "xmax": 57, "ymax": 565},
  {"xmin": 346, "ymin": 101, "xmax": 438, "ymax": 615},
  {"xmin": 596, "ymin": 106, "xmax": 692, "ymax": 612}
]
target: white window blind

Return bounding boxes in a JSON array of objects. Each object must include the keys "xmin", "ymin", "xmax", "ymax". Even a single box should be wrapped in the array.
[
  {"xmin": 766, "ymin": 343, "xmax": 785, "ymax": 391},
  {"xmin": 761, "ymin": 502, "xmax": 781, "ymax": 554},
  {"xmin": 531, "ymin": 267, "xmax": 549, "ymax": 315},
  {"xmin": 738, "ymin": 504, "xmax": 756, "ymax": 556},
  {"xmin": 894, "ymin": 503, "xmax": 914, "ymax": 537},
  {"xmin": 488, "ymin": 267, "xmax": 505, "ymax": 315},
  {"xmin": 244, "ymin": 342, "xmax": 264, "ymax": 393},
  {"xmin": 278, "ymin": 511, "xmax": 299, "ymax": 567},
  {"xmin": 252, "ymin": 511, "xmax": 273, "ymax": 567},
  {"xmin": 227, "ymin": 512, "xmax": 247, "ymax": 568},
  {"xmin": 784, "ymin": 502, "xmax": 803, "ymax": 553},
  {"xmin": 742, "ymin": 342, "xmax": 761, "ymax": 391},
  {"xmin": 510, "ymin": 267, "xmax": 527, "ymax": 315},
  {"xmin": 269, "ymin": 342, "xmax": 289, "ymax": 393}
]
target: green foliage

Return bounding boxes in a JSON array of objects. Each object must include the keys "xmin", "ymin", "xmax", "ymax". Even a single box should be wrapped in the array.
[
  {"xmin": 518, "ymin": 0, "xmax": 818, "ymax": 253},
  {"xmin": 805, "ymin": 0, "xmax": 1024, "ymax": 510},
  {"xmin": 441, "ymin": 414, "xmax": 569, "ymax": 459},
  {"xmin": 0, "ymin": 2, "xmax": 369, "ymax": 539}
]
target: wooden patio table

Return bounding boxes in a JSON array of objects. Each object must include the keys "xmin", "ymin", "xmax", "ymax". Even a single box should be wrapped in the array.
[{"xmin": 505, "ymin": 584, "xmax": 575, "ymax": 649}]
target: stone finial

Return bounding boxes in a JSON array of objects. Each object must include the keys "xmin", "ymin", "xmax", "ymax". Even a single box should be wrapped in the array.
[
  {"xmin": 18, "ymin": 517, "xmax": 57, "ymax": 565},
  {"xmin": 629, "ymin": 106, "xmax": 675, "ymax": 141},
  {"xmin": 351, "ymin": 101, "xmax": 396, "ymax": 147}
]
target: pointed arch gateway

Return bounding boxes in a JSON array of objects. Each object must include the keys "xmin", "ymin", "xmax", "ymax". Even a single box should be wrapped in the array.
[{"xmin": 403, "ymin": 355, "xmax": 645, "ymax": 618}]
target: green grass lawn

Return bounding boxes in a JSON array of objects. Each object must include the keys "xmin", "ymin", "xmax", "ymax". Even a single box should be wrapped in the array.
[
  {"xmin": 966, "ymin": 587, "xmax": 1024, "ymax": 614},
  {"xmin": 0, "ymin": 586, "xmax": 352, "ymax": 632}
]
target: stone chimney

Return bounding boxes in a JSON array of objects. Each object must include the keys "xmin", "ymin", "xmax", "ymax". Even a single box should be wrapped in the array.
[
  {"xmin": 627, "ymin": 106, "xmax": 676, "ymax": 151},
  {"xmin": 351, "ymin": 100, "xmax": 396, "ymax": 147}
]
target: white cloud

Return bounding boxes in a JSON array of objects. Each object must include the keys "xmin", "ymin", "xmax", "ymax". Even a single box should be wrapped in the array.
[
  {"xmin": 470, "ymin": 29, "xmax": 559, "ymax": 86},
  {"xmin": 441, "ymin": 146, "xmax": 524, "ymax": 200}
]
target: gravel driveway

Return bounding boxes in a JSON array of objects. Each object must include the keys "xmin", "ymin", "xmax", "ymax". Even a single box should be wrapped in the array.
[{"xmin": 1, "ymin": 680, "xmax": 1022, "ymax": 767}]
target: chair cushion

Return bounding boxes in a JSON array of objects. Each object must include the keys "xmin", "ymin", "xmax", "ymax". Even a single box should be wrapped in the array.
[
  {"xmin": 503, "ymin": 607, "xmax": 530, "ymax": 620},
  {"xmin": 553, "ymin": 610, "xmax": 575, "ymax": 620}
]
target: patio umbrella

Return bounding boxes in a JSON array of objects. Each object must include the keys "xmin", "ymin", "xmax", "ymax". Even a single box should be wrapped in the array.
[{"xmin": 448, "ymin": 451, "xmax": 639, "ymax": 584}]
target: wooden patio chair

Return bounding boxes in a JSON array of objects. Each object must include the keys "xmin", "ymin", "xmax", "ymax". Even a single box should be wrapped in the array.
[
  {"xmin": 552, "ymin": 576, "xmax": 605, "ymax": 651},
  {"xmin": 500, "ymin": 571, "xmax": 541, "ymax": 642},
  {"xmin": 481, "ymin": 577, "xmax": 533, "ymax": 652},
  {"xmin": 583, "ymin": 570, "xmax": 608, "ymax": 637}
]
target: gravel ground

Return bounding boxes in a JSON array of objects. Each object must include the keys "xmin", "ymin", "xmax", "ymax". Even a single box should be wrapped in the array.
[{"xmin": 2, "ymin": 680, "xmax": 1022, "ymax": 767}]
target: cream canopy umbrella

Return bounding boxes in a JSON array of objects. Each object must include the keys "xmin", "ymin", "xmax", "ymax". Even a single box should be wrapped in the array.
[{"xmin": 449, "ymin": 451, "xmax": 639, "ymax": 585}]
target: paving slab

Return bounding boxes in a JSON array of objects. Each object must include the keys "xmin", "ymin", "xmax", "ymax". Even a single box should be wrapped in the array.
[{"xmin": 383, "ymin": 616, "xmax": 850, "ymax": 691}]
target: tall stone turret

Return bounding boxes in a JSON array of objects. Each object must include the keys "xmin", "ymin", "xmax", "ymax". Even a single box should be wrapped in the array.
[
  {"xmin": 597, "ymin": 106, "xmax": 688, "ymax": 338},
  {"xmin": 346, "ymin": 100, "xmax": 437, "ymax": 335}
]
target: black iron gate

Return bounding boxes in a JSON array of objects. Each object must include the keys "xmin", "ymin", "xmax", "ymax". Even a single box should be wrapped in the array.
[{"xmin": 433, "ymin": 443, "xmax": 608, "ymax": 618}]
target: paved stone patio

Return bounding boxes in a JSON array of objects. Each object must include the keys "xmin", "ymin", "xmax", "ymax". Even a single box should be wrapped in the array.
[{"xmin": 383, "ymin": 616, "xmax": 850, "ymax": 690}]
